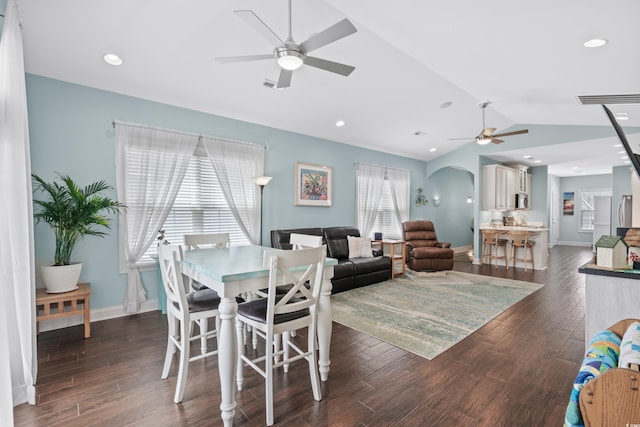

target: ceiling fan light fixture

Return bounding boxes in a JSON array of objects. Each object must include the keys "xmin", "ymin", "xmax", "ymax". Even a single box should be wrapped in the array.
[
  {"xmin": 275, "ymin": 48, "xmax": 305, "ymax": 70},
  {"xmin": 476, "ymin": 136, "xmax": 492, "ymax": 145}
]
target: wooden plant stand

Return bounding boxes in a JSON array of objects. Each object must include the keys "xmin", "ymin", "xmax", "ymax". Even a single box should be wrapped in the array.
[{"xmin": 36, "ymin": 283, "xmax": 91, "ymax": 338}]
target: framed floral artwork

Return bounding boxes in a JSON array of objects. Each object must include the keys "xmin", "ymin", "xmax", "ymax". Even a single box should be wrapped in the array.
[{"xmin": 295, "ymin": 162, "xmax": 332, "ymax": 206}]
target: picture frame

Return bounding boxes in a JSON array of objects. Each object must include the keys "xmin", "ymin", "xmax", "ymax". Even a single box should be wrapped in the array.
[
  {"xmin": 563, "ymin": 191, "xmax": 574, "ymax": 216},
  {"xmin": 295, "ymin": 162, "xmax": 332, "ymax": 206}
]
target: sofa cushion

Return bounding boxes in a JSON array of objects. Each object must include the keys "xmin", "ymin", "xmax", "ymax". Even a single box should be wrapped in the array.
[
  {"xmin": 352, "ymin": 256, "xmax": 391, "ymax": 275},
  {"xmin": 324, "ymin": 227, "xmax": 360, "ymax": 260},
  {"xmin": 347, "ymin": 235, "xmax": 373, "ymax": 258},
  {"xmin": 333, "ymin": 260, "xmax": 355, "ymax": 279}
]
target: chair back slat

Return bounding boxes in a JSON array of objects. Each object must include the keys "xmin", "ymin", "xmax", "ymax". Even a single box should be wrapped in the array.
[
  {"xmin": 158, "ymin": 244, "xmax": 189, "ymax": 315},
  {"xmin": 184, "ymin": 233, "xmax": 230, "ymax": 250},
  {"xmin": 263, "ymin": 246, "xmax": 326, "ymax": 318},
  {"xmin": 289, "ymin": 233, "xmax": 323, "ymax": 250}
]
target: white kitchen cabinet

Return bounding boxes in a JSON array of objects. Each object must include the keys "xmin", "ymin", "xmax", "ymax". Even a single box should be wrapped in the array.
[
  {"xmin": 483, "ymin": 165, "xmax": 516, "ymax": 211},
  {"xmin": 515, "ymin": 164, "xmax": 529, "ymax": 194}
]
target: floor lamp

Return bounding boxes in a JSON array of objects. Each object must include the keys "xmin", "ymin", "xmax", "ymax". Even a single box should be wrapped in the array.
[{"xmin": 255, "ymin": 176, "xmax": 272, "ymax": 246}]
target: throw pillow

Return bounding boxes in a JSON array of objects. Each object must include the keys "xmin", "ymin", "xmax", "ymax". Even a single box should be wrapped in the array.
[
  {"xmin": 347, "ymin": 235, "xmax": 373, "ymax": 258},
  {"xmin": 619, "ymin": 321, "xmax": 640, "ymax": 369}
]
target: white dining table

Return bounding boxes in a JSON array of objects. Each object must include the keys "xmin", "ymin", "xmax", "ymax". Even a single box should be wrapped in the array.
[{"xmin": 181, "ymin": 245, "xmax": 336, "ymax": 426}]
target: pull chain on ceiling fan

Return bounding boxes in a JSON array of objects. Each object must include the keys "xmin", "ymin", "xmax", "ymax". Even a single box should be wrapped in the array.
[{"xmin": 215, "ymin": 0, "xmax": 358, "ymax": 89}]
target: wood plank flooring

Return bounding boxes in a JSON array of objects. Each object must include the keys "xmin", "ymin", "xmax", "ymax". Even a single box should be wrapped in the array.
[{"xmin": 14, "ymin": 245, "xmax": 594, "ymax": 426}]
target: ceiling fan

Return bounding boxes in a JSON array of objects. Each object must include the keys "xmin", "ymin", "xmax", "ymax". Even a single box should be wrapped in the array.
[
  {"xmin": 452, "ymin": 102, "xmax": 529, "ymax": 145},
  {"xmin": 215, "ymin": 0, "xmax": 357, "ymax": 89}
]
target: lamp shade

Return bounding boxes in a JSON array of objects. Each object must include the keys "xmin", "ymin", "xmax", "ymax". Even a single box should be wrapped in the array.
[{"xmin": 255, "ymin": 176, "xmax": 273, "ymax": 187}]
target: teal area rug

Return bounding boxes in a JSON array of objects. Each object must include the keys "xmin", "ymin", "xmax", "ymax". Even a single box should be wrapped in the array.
[{"xmin": 330, "ymin": 271, "xmax": 543, "ymax": 360}]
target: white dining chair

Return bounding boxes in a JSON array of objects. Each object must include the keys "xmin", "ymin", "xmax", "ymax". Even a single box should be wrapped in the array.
[
  {"xmin": 184, "ymin": 233, "xmax": 230, "ymax": 291},
  {"xmin": 235, "ymin": 246, "xmax": 325, "ymax": 426},
  {"xmin": 289, "ymin": 232, "xmax": 323, "ymax": 249},
  {"xmin": 158, "ymin": 244, "xmax": 220, "ymax": 403}
]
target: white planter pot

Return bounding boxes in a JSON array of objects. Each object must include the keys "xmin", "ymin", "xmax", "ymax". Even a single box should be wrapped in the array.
[{"xmin": 41, "ymin": 262, "xmax": 83, "ymax": 293}]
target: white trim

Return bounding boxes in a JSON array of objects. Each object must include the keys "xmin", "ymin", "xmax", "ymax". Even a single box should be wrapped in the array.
[
  {"xmin": 556, "ymin": 241, "xmax": 593, "ymax": 247},
  {"xmin": 453, "ymin": 245, "xmax": 473, "ymax": 254}
]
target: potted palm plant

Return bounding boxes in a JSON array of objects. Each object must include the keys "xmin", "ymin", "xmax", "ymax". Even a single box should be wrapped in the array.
[{"xmin": 32, "ymin": 173, "xmax": 126, "ymax": 293}]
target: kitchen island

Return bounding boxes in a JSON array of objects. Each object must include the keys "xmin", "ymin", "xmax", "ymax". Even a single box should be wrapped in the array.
[
  {"xmin": 579, "ymin": 263, "xmax": 640, "ymax": 351},
  {"xmin": 479, "ymin": 225, "xmax": 549, "ymax": 270}
]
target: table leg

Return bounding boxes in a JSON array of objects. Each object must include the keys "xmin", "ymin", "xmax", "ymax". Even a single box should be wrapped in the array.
[
  {"xmin": 217, "ymin": 296, "xmax": 238, "ymax": 426},
  {"xmin": 317, "ymin": 274, "xmax": 333, "ymax": 381}
]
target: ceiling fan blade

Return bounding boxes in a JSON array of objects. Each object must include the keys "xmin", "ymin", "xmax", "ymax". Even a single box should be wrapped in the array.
[
  {"xmin": 299, "ymin": 18, "xmax": 357, "ymax": 53},
  {"xmin": 492, "ymin": 129, "xmax": 529, "ymax": 138},
  {"xmin": 277, "ymin": 69, "xmax": 293, "ymax": 88},
  {"xmin": 481, "ymin": 127, "xmax": 496, "ymax": 137},
  {"xmin": 234, "ymin": 10, "xmax": 285, "ymax": 47},
  {"xmin": 491, "ymin": 138, "xmax": 504, "ymax": 144},
  {"xmin": 215, "ymin": 54, "xmax": 273, "ymax": 64},
  {"xmin": 305, "ymin": 56, "xmax": 355, "ymax": 76}
]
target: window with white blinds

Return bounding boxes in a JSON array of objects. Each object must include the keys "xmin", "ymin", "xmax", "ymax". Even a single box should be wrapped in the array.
[
  {"xmin": 140, "ymin": 152, "xmax": 250, "ymax": 263},
  {"xmin": 357, "ymin": 178, "xmax": 403, "ymax": 240}
]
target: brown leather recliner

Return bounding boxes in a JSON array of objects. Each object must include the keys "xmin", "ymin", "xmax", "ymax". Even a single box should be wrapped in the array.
[{"xmin": 403, "ymin": 220, "xmax": 454, "ymax": 271}]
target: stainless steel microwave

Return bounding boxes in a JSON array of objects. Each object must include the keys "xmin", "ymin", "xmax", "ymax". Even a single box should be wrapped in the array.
[{"xmin": 515, "ymin": 193, "xmax": 529, "ymax": 209}]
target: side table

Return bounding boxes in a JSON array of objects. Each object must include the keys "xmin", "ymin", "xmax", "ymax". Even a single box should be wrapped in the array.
[
  {"xmin": 373, "ymin": 240, "xmax": 406, "ymax": 279},
  {"xmin": 36, "ymin": 283, "xmax": 91, "ymax": 338}
]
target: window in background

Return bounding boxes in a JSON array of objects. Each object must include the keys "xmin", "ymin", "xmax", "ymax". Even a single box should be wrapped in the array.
[
  {"xmin": 356, "ymin": 165, "xmax": 410, "ymax": 240},
  {"xmin": 578, "ymin": 188, "xmax": 612, "ymax": 232},
  {"xmin": 141, "ymin": 153, "xmax": 250, "ymax": 264}
]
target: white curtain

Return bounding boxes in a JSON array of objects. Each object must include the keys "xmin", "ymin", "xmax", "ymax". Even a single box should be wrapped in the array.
[
  {"xmin": 0, "ymin": 0, "xmax": 37, "ymax": 422},
  {"xmin": 201, "ymin": 136, "xmax": 264, "ymax": 245},
  {"xmin": 356, "ymin": 163, "xmax": 386, "ymax": 237},
  {"xmin": 115, "ymin": 122, "xmax": 198, "ymax": 313},
  {"xmin": 386, "ymin": 167, "xmax": 411, "ymax": 236}
]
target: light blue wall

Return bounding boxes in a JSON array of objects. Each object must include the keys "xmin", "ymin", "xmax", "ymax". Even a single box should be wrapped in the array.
[
  {"xmin": 26, "ymin": 74, "xmax": 428, "ymax": 310},
  {"xmin": 425, "ymin": 167, "xmax": 474, "ymax": 247},
  {"xmin": 558, "ymin": 174, "xmax": 612, "ymax": 245},
  {"xmin": 24, "ymin": 71, "xmax": 640, "ymax": 311}
]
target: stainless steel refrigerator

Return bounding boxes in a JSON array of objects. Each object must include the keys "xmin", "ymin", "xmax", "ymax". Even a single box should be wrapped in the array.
[{"xmin": 618, "ymin": 195, "xmax": 633, "ymax": 227}]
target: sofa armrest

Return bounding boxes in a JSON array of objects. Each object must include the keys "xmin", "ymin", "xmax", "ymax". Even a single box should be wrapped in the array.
[{"xmin": 437, "ymin": 242, "xmax": 452, "ymax": 249}]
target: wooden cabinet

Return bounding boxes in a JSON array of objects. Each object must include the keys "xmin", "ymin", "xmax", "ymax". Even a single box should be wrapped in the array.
[{"xmin": 482, "ymin": 165, "xmax": 516, "ymax": 211}]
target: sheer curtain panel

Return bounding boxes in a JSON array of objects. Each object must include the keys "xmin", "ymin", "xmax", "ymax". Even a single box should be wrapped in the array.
[
  {"xmin": 0, "ymin": 0, "xmax": 37, "ymax": 422},
  {"xmin": 356, "ymin": 163, "xmax": 386, "ymax": 237},
  {"xmin": 115, "ymin": 123, "xmax": 199, "ymax": 313},
  {"xmin": 386, "ymin": 167, "xmax": 411, "ymax": 237},
  {"xmin": 201, "ymin": 137, "xmax": 264, "ymax": 245}
]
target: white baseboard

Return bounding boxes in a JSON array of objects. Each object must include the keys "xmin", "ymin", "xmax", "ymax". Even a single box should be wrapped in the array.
[
  {"xmin": 453, "ymin": 245, "xmax": 473, "ymax": 254},
  {"xmin": 555, "ymin": 241, "xmax": 593, "ymax": 247},
  {"xmin": 37, "ymin": 299, "xmax": 160, "ymax": 334}
]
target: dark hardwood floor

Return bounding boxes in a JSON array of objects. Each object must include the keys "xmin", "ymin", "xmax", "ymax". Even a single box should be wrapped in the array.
[{"xmin": 14, "ymin": 245, "xmax": 594, "ymax": 426}]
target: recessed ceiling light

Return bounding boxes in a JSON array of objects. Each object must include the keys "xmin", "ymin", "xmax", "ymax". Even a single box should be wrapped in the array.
[
  {"xmin": 523, "ymin": 155, "xmax": 533, "ymax": 159},
  {"xmin": 619, "ymin": 150, "xmax": 626, "ymax": 154},
  {"xmin": 534, "ymin": 160, "xmax": 541, "ymax": 163},
  {"xmin": 621, "ymin": 156, "xmax": 628, "ymax": 159},
  {"xmin": 583, "ymin": 38, "xmax": 607, "ymax": 48},
  {"xmin": 429, "ymin": 148, "xmax": 437, "ymax": 152},
  {"xmin": 103, "ymin": 53, "xmax": 122, "ymax": 66},
  {"xmin": 613, "ymin": 144, "xmax": 622, "ymax": 147},
  {"xmin": 440, "ymin": 101, "xmax": 453, "ymax": 109},
  {"xmin": 572, "ymin": 166, "xmax": 580, "ymax": 170},
  {"xmin": 625, "ymin": 160, "xmax": 631, "ymax": 164},
  {"xmin": 335, "ymin": 120, "xmax": 345, "ymax": 127},
  {"xmin": 616, "ymin": 112, "xmax": 630, "ymax": 121}
]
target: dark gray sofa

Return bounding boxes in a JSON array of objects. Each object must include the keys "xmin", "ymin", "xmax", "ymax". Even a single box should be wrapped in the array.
[{"xmin": 270, "ymin": 226, "xmax": 392, "ymax": 294}]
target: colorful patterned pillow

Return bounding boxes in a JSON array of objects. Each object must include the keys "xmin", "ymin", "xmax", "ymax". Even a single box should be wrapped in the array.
[
  {"xmin": 563, "ymin": 329, "xmax": 621, "ymax": 427},
  {"xmin": 619, "ymin": 321, "xmax": 640, "ymax": 369}
]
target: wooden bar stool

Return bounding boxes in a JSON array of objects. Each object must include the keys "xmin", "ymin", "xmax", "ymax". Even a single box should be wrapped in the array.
[
  {"xmin": 481, "ymin": 230, "xmax": 509, "ymax": 268},
  {"xmin": 509, "ymin": 230, "xmax": 535, "ymax": 271}
]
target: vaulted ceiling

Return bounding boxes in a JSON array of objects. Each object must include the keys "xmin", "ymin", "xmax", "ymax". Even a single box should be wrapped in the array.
[{"xmin": 18, "ymin": 0, "xmax": 640, "ymax": 176}]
